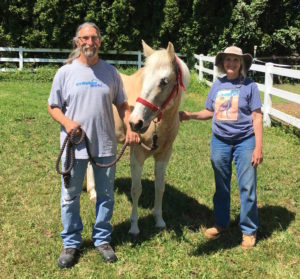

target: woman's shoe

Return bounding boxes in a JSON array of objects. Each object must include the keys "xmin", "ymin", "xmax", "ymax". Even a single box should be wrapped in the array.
[
  {"xmin": 204, "ymin": 226, "xmax": 227, "ymax": 240},
  {"xmin": 241, "ymin": 234, "xmax": 256, "ymax": 249}
]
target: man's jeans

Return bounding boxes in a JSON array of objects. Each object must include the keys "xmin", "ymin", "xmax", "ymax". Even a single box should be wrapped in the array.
[
  {"xmin": 210, "ymin": 134, "xmax": 258, "ymax": 235},
  {"xmin": 60, "ymin": 156, "xmax": 116, "ymax": 249}
]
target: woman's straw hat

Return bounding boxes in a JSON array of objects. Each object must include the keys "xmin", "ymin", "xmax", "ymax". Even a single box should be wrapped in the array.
[{"xmin": 215, "ymin": 46, "xmax": 253, "ymax": 72}]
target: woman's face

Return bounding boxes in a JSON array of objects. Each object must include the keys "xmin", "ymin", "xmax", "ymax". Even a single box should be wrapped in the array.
[{"xmin": 223, "ymin": 54, "xmax": 241, "ymax": 79}]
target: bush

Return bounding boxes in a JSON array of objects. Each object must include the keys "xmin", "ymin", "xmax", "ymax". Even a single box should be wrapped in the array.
[{"xmin": 0, "ymin": 66, "xmax": 59, "ymax": 82}]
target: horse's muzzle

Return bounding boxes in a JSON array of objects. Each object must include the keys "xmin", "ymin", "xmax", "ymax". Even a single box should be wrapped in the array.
[{"xmin": 130, "ymin": 119, "xmax": 148, "ymax": 134}]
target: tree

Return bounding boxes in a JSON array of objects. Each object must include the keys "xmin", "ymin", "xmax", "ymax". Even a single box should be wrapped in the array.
[
  {"xmin": 0, "ymin": 0, "xmax": 298, "ymax": 57},
  {"xmin": 213, "ymin": 0, "xmax": 300, "ymax": 56}
]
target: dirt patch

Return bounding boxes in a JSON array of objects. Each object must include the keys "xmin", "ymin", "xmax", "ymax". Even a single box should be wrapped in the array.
[{"xmin": 273, "ymin": 103, "xmax": 300, "ymax": 119}]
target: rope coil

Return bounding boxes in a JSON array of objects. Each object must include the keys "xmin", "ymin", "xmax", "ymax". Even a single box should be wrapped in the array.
[
  {"xmin": 56, "ymin": 127, "xmax": 128, "ymax": 188},
  {"xmin": 56, "ymin": 127, "xmax": 157, "ymax": 188}
]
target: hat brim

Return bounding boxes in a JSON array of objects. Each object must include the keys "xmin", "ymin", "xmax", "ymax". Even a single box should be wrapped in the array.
[{"xmin": 215, "ymin": 52, "xmax": 253, "ymax": 72}]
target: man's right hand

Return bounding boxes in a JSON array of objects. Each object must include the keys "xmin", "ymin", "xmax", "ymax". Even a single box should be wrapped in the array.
[
  {"xmin": 48, "ymin": 105, "xmax": 81, "ymax": 135},
  {"xmin": 64, "ymin": 119, "xmax": 81, "ymax": 135}
]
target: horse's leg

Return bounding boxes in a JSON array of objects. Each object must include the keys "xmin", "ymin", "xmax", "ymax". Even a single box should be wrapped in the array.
[
  {"xmin": 86, "ymin": 162, "xmax": 97, "ymax": 203},
  {"xmin": 153, "ymin": 160, "xmax": 168, "ymax": 228},
  {"xmin": 129, "ymin": 149, "xmax": 144, "ymax": 236}
]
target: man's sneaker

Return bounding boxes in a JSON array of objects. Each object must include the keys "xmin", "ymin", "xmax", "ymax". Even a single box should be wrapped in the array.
[
  {"xmin": 96, "ymin": 243, "xmax": 118, "ymax": 263},
  {"xmin": 204, "ymin": 226, "xmax": 227, "ymax": 240},
  {"xmin": 58, "ymin": 248, "xmax": 79, "ymax": 268},
  {"xmin": 241, "ymin": 234, "xmax": 256, "ymax": 249}
]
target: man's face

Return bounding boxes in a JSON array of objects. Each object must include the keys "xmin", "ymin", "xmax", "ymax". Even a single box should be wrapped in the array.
[{"xmin": 75, "ymin": 26, "xmax": 101, "ymax": 58}]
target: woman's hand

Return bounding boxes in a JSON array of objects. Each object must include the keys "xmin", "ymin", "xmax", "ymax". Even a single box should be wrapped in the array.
[
  {"xmin": 179, "ymin": 111, "xmax": 190, "ymax": 121},
  {"xmin": 251, "ymin": 147, "xmax": 263, "ymax": 167}
]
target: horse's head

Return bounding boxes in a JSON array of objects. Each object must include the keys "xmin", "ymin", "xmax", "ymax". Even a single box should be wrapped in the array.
[{"xmin": 129, "ymin": 40, "xmax": 182, "ymax": 134}]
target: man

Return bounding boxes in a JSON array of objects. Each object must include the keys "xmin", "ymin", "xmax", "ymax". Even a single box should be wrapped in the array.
[{"xmin": 48, "ymin": 22, "xmax": 140, "ymax": 268}]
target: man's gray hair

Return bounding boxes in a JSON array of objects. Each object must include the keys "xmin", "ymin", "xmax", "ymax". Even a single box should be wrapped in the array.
[{"xmin": 64, "ymin": 22, "xmax": 101, "ymax": 64}]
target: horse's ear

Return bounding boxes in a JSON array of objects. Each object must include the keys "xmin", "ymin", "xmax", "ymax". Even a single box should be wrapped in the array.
[
  {"xmin": 142, "ymin": 40, "xmax": 154, "ymax": 57},
  {"xmin": 167, "ymin": 42, "xmax": 175, "ymax": 61}
]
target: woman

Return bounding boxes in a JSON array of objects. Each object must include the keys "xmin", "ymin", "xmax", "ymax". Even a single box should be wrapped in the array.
[{"xmin": 180, "ymin": 46, "xmax": 263, "ymax": 249}]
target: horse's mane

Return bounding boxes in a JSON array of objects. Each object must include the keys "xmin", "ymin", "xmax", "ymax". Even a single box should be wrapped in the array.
[{"xmin": 144, "ymin": 49, "xmax": 171, "ymax": 69}]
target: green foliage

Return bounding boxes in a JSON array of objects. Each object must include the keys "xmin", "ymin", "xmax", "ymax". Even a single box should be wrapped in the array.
[
  {"xmin": 104, "ymin": 0, "xmax": 138, "ymax": 51},
  {"xmin": 213, "ymin": 0, "xmax": 300, "ymax": 55},
  {"xmin": 0, "ymin": 66, "xmax": 140, "ymax": 82},
  {"xmin": 0, "ymin": 0, "xmax": 299, "ymax": 57},
  {"xmin": 159, "ymin": 0, "xmax": 181, "ymax": 46},
  {"xmin": 0, "ymin": 66, "xmax": 58, "ymax": 82}
]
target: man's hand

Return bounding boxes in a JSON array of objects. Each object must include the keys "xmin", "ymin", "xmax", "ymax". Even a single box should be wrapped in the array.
[
  {"xmin": 64, "ymin": 119, "xmax": 82, "ymax": 135},
  {"xmin": 125, "ymin": 130, "xmax": 140, "ymax": 145},
  {"xmin": 116, "ymin": 101, "xmax": 141, "ymax": 145},
  {"xmin": 47, "ymin": 105, "xmax": 81, "ymax": 135}
]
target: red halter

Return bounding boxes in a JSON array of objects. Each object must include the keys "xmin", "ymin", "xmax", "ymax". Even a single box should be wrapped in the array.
[{"xmin": 136, "ymin": 56, "xmax": 186, "ymax": 121}]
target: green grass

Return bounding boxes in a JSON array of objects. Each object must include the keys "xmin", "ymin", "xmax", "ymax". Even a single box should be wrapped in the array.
[
  {"xmin": 274, "ymin": 83, "xmax": 300, "ymax": 95},
  {"xmin": 0, "ymin": 72, "xmax": 299, "ymax": 278}
]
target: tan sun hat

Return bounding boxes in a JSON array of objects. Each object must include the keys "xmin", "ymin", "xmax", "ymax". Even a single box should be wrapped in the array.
[{"xmin": 215, "ymin": 46, "xmax": 253, "ymax": 73}]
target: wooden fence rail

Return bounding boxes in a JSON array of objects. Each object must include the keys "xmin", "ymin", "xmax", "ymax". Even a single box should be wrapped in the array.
[{"xmin": 194, "ymin": 54, "xmax": 300, "ymax": 129}]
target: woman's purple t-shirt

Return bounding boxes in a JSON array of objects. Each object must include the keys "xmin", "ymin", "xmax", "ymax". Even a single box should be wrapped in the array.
[{"xmin": 205, "ymin": 76, "xmax": 262, "ymax": 140}]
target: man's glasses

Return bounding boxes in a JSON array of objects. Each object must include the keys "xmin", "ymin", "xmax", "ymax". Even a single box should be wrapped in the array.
[{"xmin": 77, "ymin": 36, "xmax": 100, "ymax": 42}]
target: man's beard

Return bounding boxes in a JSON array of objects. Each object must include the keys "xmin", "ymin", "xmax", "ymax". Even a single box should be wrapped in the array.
[{"xmin": 82, "ymin": 45, "xmax": 97, "ymax": 58}]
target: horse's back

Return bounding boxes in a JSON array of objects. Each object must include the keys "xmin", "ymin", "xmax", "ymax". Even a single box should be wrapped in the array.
[{"xmin": 113, "ymin": 69, "xmax": 144, "ymax": 143}]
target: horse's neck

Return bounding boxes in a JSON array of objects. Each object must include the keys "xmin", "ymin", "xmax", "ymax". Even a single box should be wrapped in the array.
[
  {"xmin": 121, "ymin": 69, "xmax": 144, "ymax": 107},
  {"xmin": 153, "ymin": 92, "xmax": 181, "ymax": 135}
]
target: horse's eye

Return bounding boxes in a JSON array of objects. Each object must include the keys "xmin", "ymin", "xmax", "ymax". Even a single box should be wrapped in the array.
[{"xmin": 159, "ymin": 78, "xmax": 168, "ymax": 87}]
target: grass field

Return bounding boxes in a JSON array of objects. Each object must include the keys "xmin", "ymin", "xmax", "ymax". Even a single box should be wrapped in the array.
[{"xmin": 0, "ymin": 72, "xmax": 299, "ymax": 278}]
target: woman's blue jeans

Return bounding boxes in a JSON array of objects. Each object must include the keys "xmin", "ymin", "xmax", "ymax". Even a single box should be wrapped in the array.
[
  {"xmin": 210, "ymin": 134, "xmax": 258, "ymax": 235},
  {"xmin": 60, "ymin": 156, "xmax": 116, "ymax": 249}
]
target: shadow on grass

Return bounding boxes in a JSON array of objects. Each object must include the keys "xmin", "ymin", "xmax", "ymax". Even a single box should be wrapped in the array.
[
  {"xmin": 193, "ymin": 205, "xmax": 295, "ymax": 255},
  {"xmin": 110, "ymin": 178, "xmax": 214, "ymax": 246}
]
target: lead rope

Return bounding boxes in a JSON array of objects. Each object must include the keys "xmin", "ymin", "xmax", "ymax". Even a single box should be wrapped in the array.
[
  {"xmin": 56, "ymin": 127, "xmax": 157, "ymax": 188},
  {"xmin": 151, "ymin": 120, "xmax": 158, "ymax": 150}
]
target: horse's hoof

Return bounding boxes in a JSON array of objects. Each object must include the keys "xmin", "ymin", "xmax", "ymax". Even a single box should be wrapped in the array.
[
  {"xmin": 128, "ymin": 223, "xmax": 140, "ymax": 236},
  {"xmin": 128, "ymin": 232, "xmax": 140, "ymax": 243},
  {"xmin": 155, "ymin": 225, "xmax": 166, "ymax": 231},
  {"xmin": 89, "ymin": 190, "xmax": 97, "ymax": 204},
  {"xmin": 154, "ymin": 217, "xmax": 166, "ymax": 229}
]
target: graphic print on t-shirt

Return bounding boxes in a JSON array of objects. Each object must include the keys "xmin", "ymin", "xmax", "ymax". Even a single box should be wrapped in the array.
[{"xmin": 215, "ymin": 88, "xmax": 239, "ymax": 121}]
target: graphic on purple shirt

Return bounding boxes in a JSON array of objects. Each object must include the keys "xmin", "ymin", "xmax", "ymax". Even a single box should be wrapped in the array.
[{"xmin": 215, "ymin": 88, "xmax": 239, "ymax": 121}]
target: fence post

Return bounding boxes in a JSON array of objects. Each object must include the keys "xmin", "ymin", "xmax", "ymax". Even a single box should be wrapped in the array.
[
  {"xmin": 137, "ymin": 51, "xmax": 142, "ymax": 69},
  {"xmin": 213, "ymin": 64, "xmax": 218, "ymax": 82},
  {"xmin": 263, "ymin": 63, "xmax": 273, "ymax": 127},
  {"xmin": 18, "ymin": 46, "xmax": 23, "ymax": 70},
  {"xmin": 199, "ymin": 54, "xmax": 204, "ymax": 81}
]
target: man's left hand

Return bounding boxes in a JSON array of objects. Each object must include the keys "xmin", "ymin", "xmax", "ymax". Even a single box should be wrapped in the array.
[{"xmin": 126, "ymin": 130, "xmax": 140, "ymax": 145}]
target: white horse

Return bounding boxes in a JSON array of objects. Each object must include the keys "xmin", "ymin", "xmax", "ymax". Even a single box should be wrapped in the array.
[{"xmin": 87, "ymin": 41, "xmax": 190, "ymax": 236}]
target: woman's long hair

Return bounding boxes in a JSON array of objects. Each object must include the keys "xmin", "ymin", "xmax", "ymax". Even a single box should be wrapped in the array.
[{"xmin": 64, "ymin": 22, "xmax": 101, "ymax": 64}]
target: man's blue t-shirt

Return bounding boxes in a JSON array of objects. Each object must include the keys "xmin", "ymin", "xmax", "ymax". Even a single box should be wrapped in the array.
[{"xmin": 205, "ymin": 76, "xmax": 262, "ymax": 140}]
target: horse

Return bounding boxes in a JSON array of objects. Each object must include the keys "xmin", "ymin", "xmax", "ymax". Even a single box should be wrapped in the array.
[{"xmin": 86, "ymin": 40, "xmax": 190, "ymax": 236}]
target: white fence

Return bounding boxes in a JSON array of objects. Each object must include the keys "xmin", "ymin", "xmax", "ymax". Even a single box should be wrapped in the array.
[
  {"xmin": 194, "ymin": 54, "xmax": 300, "ymax": 129},
  {"xmin": 0, "ymin": 46, "xmax": 186, "ymax": 71},
  {"xmin": 0, "ymin": 47, "xmax": 144, "ymax": 70}
]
